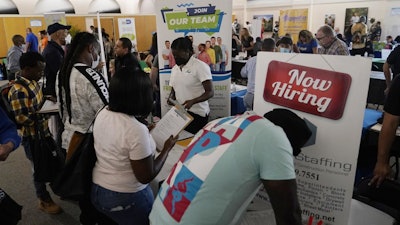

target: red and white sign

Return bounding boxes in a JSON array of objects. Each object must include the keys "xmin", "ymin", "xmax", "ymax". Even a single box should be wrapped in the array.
[
  {"xmin": 254, "ymin": 53, "xmax": 371, "ymax": 225},
  {"xmin": 264, "ymin": 61, "xmax": 352, "ymax": 120}
]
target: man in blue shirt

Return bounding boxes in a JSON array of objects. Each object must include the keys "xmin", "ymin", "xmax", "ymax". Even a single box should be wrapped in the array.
[
  {"xmin": 241, "ymin": 38, "xmax": 276, "ymax": 110},
  {"xmin": 0, "ymin": 107, "xmax": 21, "ymax": 161},
  {"xmin": 25, "ymin": 28, "xmax": 39, "ymax": 53}
]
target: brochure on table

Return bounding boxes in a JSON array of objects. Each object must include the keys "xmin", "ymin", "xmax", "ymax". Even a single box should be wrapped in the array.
[
  {"xmin": 155, "ymin": 0, "xmax": 232, "ymax": 120},
  {"xmin": 253, "ymin": 52, "xmax": 371, "ymax": 225}
]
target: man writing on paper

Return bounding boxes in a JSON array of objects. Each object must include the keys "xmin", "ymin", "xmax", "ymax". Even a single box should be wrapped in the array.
[
  {"xmin": 150, "ymin": 108, "xmax": 312, "ymax": 225},
  {"xmin": 168, "ymin": 37, "xmax": 214, "ymax": 134}
]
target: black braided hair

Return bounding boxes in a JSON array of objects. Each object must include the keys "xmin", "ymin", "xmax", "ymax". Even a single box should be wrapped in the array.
[{"xmin": 58, "ymin": 32, "xmax": 99, "ymax": 123}]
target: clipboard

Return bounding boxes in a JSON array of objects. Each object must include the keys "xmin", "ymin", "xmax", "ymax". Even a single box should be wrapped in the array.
[{"xmin": 150, "ymin": 99, "xmax": 193, "ymax": 151}]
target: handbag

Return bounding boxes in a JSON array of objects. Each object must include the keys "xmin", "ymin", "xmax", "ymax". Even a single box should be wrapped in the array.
[
  {"xmin": 31, "ymin": 116, "xmax": 65, "ymax": 182},
  {"xmin": 0, "ymin": 188, "xmax": 22, "ymax": 225},
  {"xmin": 50, "ymin": 131, "xmax": 97, "ymax": 200},
  {"xmin": 51, "ymin": 66, "xmax": 108, "ymax": 200}
]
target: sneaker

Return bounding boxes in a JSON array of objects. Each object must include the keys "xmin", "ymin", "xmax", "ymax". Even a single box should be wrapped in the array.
[{"xmin": 39, "ymin": 198, "xmax": 62, "ymax": 214}]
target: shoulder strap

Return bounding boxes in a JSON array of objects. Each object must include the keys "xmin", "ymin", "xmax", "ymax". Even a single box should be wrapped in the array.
[{"xmin": 74, "ymin": 65, "xmax": 109, "ymax": 105}]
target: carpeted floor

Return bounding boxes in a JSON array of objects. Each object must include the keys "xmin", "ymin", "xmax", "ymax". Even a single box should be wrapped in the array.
[{"xmin": 0, "ymin": 145, "xmax": 81, "ymax": 225}]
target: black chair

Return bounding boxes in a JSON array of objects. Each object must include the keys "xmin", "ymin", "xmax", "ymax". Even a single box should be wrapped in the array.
[
  {"xmin": 354, "ymin": 177, "xmax": 400, "ymax": 223},
  {"xmin": 367, "ymin": 78, "xmax": 386, "ymax": 110}
]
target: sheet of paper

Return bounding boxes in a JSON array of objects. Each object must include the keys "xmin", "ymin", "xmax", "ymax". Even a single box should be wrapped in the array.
[
  {"xmin": 151, "ymin": 106, "xmax": 193, "ymax": 151},
  {"xmin": 38, "ymin": 100, "xmax": 59, "ymax": 113},
  {"xmin": 177, "ymin": 129, "xmax": 194, "ymax": 141}
]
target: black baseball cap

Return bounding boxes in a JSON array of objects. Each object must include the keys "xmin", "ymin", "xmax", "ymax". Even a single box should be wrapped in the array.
[
  {"xmin": 264, "ymin": 108, "xmax": 312, "ymax": 156},
  {"xmin": 47, "ymin": 22, "xmax": 71, "ymax": 35}
]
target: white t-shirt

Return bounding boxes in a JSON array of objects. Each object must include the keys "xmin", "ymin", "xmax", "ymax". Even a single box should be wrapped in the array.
[
  {"xmin": 92, "ymin": 108, "xmax": 155, "ymax": 193},
  {"xmin": 169, "ymin": 56, "xmax": 212, "ymax": 117}
]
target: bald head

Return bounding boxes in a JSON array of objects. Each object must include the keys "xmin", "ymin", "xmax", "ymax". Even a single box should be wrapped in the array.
[{"xmin": 317, "ymin": 25, "xmax": 335, "ymax": 38}]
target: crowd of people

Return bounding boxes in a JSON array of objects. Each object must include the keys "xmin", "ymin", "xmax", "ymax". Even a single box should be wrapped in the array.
[{"xmin": 1, "ymin": 17, "xmax": 400, "ymax": 225}]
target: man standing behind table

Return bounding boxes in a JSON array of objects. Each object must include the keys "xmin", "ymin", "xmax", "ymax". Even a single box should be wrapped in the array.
[
  {"xmin": 316, "ymin": 25, "xmax": 350, "ymax": 55},
  {"xmin": 0, "ymin": 107, "xmax": 21, "ymax": 161},
  {"xmin": 241, "ymin": 38, "xmax": 276, "ymax": 110},
  {"xmin": 42, "ymin": 22, "xmax": 71, "ymax": 98},
  {"xmin": 7, "ymin": 35, "xmax": 25, "ymax": 80},
  {"xmin": 25, "ymin": 28, "xmax": 39, "ymax": 53},
  {"xmin": 150, "ymin": 108, "xmax": 311, "ymax": 225}
]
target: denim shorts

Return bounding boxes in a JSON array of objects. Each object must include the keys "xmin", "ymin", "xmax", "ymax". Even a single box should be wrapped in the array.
[{"xmin": 91, "ymin": 183, "xmax": 154, "ymax": 225}]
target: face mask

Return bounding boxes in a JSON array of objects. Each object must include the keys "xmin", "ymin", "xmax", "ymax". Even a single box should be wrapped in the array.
[
  {"xmin": 21, "ymin": 44, "xmax": 26, "ymax": 50},
  {"xmin": 280, "ymin": 48, "xmax": 291, "ymax": 53},
  {"xmin": 92, "ymin": 54, "xmax": 100, "ymax": 69}
]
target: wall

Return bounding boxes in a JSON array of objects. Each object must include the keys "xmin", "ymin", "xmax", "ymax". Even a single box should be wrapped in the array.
[
  {"xmin": 0, "ymin": 14, "xmax": 156, "ymax": 58},
  {"xmin": 234, "ymin": 0, "xmax": 400, "ymax": 38}
]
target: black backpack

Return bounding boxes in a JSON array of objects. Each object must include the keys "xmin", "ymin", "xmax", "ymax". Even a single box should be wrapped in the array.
[{"xmin": 0, "ymin": 80, "xmax": 35, "ymax": 129}]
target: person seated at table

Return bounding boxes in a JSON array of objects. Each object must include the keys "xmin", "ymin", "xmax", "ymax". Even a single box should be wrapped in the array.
[
  {"xmin": 241, "ymin": 38, "xmax": 276, "ymax": 110},
  {"xmin": 316, "ymin": 25, "xmax": 350, "ymax": 55},
  {"xmin": 150, "ymin": 108, "xmax": 311, "ymax": 225},
  {"xmin": 197, "ymin": 43, "xmax": 212, "ymax": 66},
  {"xmin": 297, "ymin": 30, "xmax": 318, "ymax": 54},
  {"xmin": 385, "ymin": 35, "xmax": 396, "ymax": 49},
  {"xmin": 91, "ymin": 67, "xmax": 178, "ymax": 225},
  {"xmin": 277, "ymin": 36, "xmax": 295, "ymax": 53}
]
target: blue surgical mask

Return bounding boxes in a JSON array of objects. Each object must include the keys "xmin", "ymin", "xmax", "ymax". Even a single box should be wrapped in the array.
[{"xmin": 280, "ymin": 47, "xmax": 291, "ymax": 53}]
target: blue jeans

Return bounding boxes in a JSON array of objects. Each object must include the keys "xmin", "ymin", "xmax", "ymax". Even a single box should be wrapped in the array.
[
  {"xmin": 91, "ymin": 183, "xmax": 154, "ymax": 225},
  {"xmin": 220, "ymin": 61, "xmax": 226, "ymax": 72},
  {"xmin": 22, "ymin": 137, "xmax": 51, "ymax": 201}
]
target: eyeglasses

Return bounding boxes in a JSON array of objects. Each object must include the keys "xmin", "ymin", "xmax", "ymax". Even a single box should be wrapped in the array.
[{"xmin": 316, "ymin": 36, "xmax": 326, "ymax": 41}]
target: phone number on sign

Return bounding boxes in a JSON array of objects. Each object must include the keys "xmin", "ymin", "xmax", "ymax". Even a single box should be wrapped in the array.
[{"xmin": 295, "ymin": 169, "xmax": 320, "ymax": 180}]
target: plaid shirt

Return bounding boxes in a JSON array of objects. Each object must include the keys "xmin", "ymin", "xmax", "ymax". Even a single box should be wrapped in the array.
[
  {"xmin": 8, "ymin": 76, "xmax": 49, "ymax": 138},
  {"xmin": 318, "ymin": 38, "xmax": 350, "ymax": 56}
]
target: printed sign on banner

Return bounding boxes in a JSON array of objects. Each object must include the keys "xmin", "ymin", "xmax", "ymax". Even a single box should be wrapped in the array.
[
  {"xmin": 155, "ymin": 0, "xmax": 232, "ymax": 119},
  {"xmin": 254, "ymin": 53, "xmax": 371, "ymax": 225},
  {"xmin": 118, "ymin": 18, "xmax": 137, "ymax": 48},
  {"xmin": 279, "ymin": 9, "xmax": 308, "ymax": 43}
]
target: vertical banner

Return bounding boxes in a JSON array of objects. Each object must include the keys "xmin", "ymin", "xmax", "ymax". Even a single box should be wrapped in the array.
[
  {"xmin": 44, "ymin": 12, "xmax": 67, "ymax": 26},
  {"xmin": 279, "ymin": 9, "xmax": 308, "ymax": 43},
  {"xmin": 118, "ymin": 18, "xmax": 137, "ymax": 49},
  {"xmin": 155, "ymin": 0, "xmax": 232, "ymax": 119},
  {"xmin": 254, "ymin": 53, "xmax": 371, "ymax": 225}
]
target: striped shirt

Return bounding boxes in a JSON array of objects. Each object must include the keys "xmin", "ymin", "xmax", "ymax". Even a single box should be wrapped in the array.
[{"xmin": 8, "ymin": 76, "xmax": 49, "ymax": 137}]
